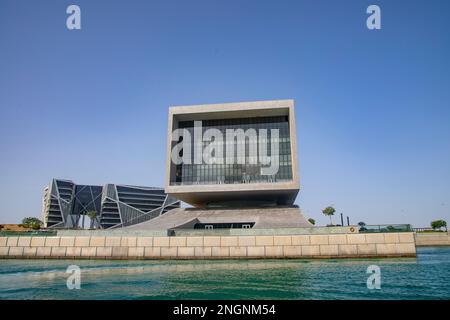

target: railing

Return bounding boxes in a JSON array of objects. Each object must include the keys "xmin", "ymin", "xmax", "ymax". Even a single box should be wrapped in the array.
[
  {"xmin": 0, "ymin": 230, "xmax": 57, "ymax": 237},
  {"xmin": 171, "ymin": 226, "xmax": 357, "ymax": 237},
  {"xmin": 56, "ymin": 229, "xmax": 167, "ymax": 237},
  {"xmin": 359, "ymin": 224, "xmax": 412, "ymax": 233},
  {"xmin": 169, "ymin": 178, "xmax": 293, "ymax": 186},
  {"xmin": 413, "ymin": 227, "xmax": 434, "ymax": 232},
  {"xmin": 413, "ymin": 227, "xmax": 448, "ymax": 233}
]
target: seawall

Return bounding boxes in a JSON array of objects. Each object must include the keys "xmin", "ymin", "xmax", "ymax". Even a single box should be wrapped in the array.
[
  {"xmin": 0, "ymin": 232, "xmax": 416, "ymax": 259},
  {"xmin": 415, "ymin": 232, "xmax": 450, "ymax": 247}
]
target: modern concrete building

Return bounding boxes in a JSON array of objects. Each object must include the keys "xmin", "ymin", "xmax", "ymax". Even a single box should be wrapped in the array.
[
  {"xmin": 41, "ymin": 179, "xmax": 180, "ymax": 229},
  {"xmin": 119, "ymin": 99, "xmax": 311, "ymax": 231},
  {"xmin": 165, "ymin": 99, "xmax": 300, "ymax": 208}
]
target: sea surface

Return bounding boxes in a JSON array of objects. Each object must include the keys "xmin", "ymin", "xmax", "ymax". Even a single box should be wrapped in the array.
[{"xmin": 0, "ymin": 247, "xmax": 449, "ymax": 300}]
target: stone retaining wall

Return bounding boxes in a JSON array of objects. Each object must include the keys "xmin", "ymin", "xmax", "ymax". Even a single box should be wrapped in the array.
[
  {"xmin": 0, "ymin": 232, "xmax": 416, "ymax": 259},
  {"xmin": 415, "ymin": 232, "xmax": 450, "ymax": 247}
]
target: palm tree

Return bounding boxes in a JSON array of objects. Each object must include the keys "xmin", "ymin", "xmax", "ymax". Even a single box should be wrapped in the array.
[{"xmin": 322, "ymin": 206, "xmax": 336, "ymax": 226}]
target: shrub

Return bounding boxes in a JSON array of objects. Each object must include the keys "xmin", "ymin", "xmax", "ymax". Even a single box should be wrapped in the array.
[
  {"xmin": 31, "ymin": 222, "xmax": 41, "ymax": 230},
  {"xmin": 419, "ymin": 229, "xmax": 444, "ymax": 233},
  {"xmin": 308, "ymin": 218, "xmax": 315, "ymax": 225},
  {"xmin": 21, "ymin": 217, "xmax": 43, "ymax": 229}
]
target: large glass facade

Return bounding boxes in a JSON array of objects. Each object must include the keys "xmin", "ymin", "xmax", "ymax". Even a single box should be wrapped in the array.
[{"xmin": 171, "ymin": 116, "xmax": 293, "ymax": 185}]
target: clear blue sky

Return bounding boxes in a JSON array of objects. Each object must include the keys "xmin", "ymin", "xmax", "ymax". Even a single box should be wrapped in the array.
[{"xmin": 0, "ymin": 0, "xmax": 449, "ymax": 227}]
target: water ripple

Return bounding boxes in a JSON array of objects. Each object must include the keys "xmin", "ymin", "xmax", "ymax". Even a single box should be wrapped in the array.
[{"xmin": 0, "ymin": 247, "xmax": 449, "ymax": 299}]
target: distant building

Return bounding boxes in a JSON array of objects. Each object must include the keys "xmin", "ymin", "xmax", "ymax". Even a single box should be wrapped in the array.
[{"xmin": 41, "ymin": 179, "xmax": 180, "ymax": 229}]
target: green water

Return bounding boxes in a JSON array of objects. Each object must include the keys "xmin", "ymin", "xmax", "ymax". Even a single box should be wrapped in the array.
[{"xmin": 0, "ymin": 247, "xmax": 449, "ymax": 299}]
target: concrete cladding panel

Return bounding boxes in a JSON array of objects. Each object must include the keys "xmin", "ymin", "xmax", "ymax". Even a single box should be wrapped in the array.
[{"xmin": 165, "ymin": 100, "xmax": 300, "ymax": 208}]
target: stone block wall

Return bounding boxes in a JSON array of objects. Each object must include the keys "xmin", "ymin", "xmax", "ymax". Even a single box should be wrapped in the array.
[
  {"xmin": 0, "ymin": 232, "xmax": 416, "ymax": 259},
  {"xmin": 415, "ymin": 232, "xmax": 450, "ymax": 247}
]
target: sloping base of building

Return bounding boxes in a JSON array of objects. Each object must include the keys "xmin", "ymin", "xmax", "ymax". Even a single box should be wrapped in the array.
[{"xmin": 123, "ymin": 206, "xmax": 313, "ymax": 230}]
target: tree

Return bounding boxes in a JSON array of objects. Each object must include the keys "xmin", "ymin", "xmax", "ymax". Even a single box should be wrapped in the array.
[
  {"xmin": 431, "ymin": 220, "xmax": 447, "ymax": 231},
  {"xmin": 86, "ymin": 211, "xmax": 98, "ymax": 229},
  {"xmin": 358, "ymin": 221, "xmax": 367, "ymax": 231},
  {"xmin": 322, "ymin": 206, "xmax": 336, "ymax": 226},
  {"xmin": 308, "ymin": 218, "xmax": 316, "ymax": 225},
  {"xmin": 21, "ymin": 217, "xmax": 43, "ymax": 230}
]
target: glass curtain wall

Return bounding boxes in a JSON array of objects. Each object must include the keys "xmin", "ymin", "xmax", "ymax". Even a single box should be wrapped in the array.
[{"xmin": 171, "ymin": 116, "xmax": 292, "ymax": 186}]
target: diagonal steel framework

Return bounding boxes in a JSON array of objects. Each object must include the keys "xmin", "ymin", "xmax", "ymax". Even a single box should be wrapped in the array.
[{"xmin": 42, "ymin": 179, "xmax": 180, "ymax": 229}]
